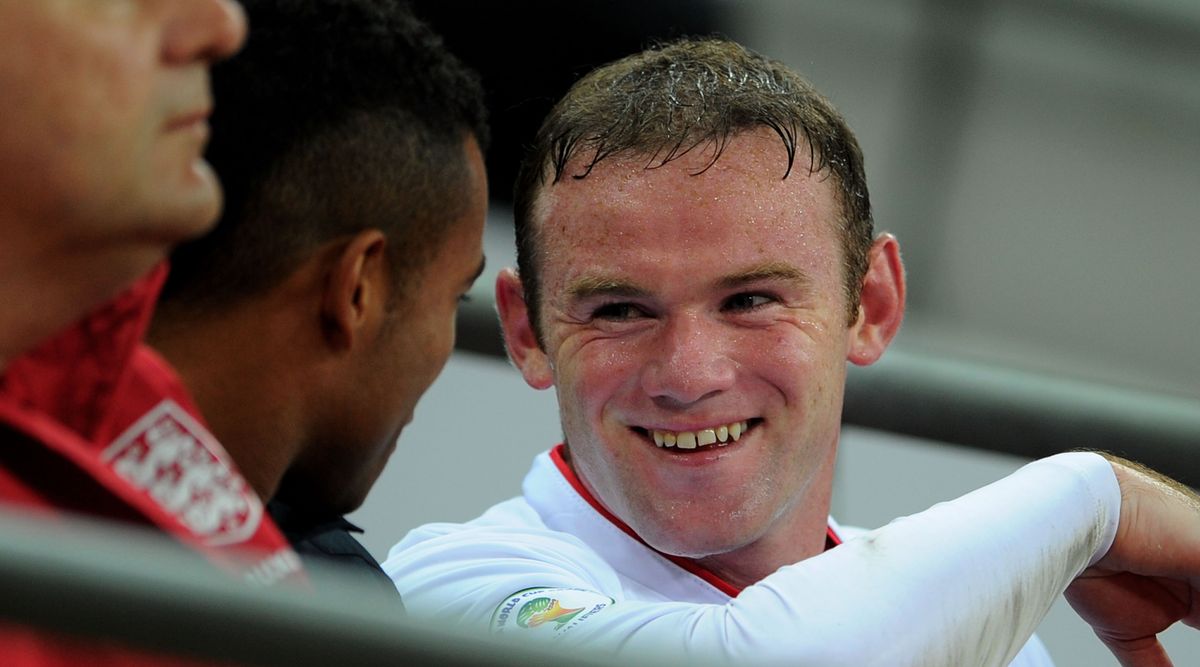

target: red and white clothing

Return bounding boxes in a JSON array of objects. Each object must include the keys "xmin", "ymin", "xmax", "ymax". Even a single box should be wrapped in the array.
[
  {"xmin": 0, "ymin": 264, "xmax": 301, "ymax": 584},
  {"xmin": 386, "ymin": 445, "xmax": 1120, "ymax": 666}
]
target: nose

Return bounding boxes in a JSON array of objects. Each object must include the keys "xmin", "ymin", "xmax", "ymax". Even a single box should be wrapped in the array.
[
  {"xmin": 162, "ymin": 0, "xmax": 248, "ymax": 65},
  {"xmin": 640, "ymin": 313, "xmax": 736, "ymax": 408}
]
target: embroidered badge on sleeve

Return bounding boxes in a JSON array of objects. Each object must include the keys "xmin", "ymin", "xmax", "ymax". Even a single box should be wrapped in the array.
[{"xmin": 490, "ymin": 587, "xmax": 614, "ymax": 637}]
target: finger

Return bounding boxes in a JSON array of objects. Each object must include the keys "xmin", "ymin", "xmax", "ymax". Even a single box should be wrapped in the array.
[
  {"xmin": 1182, "ymin": 590, "xmax": 1200, "ymax": 629},
  {"xmin": 1102, "ymin": 634, "xmax": 1173, "ymax": 667}
]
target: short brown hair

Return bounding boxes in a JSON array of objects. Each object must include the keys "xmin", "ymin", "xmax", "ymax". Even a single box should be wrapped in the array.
[{"xmin": 513, "ymin": 37, "xmax": 872, "ymax": 344}]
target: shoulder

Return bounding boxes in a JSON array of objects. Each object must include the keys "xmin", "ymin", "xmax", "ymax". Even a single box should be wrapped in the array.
[
  {"xmin": 829, "ymin": 518, "xmax": 868, "ymax": 541},
  {"xmin": 382, "ymin": 496, "xmax": 624, "ymax": 624},
  {"xmin": 386, "ymin": 496, "xmax": 606, "ymax": 574}
]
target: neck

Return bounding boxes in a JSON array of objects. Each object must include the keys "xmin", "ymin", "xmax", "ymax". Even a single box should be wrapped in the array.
[
  {"xmin": 558, "ymin": 443, "xmax": 839, "ymax": 591},
  {"xmin": 693, "ymin": 451, "xmax": 839, "ymax": 589},
  {"xmin": 0, "ymin": 238, "xmax": 162, "ymax": 370},
  {"xmin": 693, "ymin": 509, "xmax": 832, "ymax": 589},
  {"xmin": 148, "ymin": 302, "xmax": 306, "ymax": 502}
]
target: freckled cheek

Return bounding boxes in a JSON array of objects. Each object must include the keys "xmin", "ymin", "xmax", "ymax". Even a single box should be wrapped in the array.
[
  {"xmin": 801, "ymin": 356, "xmax": 849, "ymax": 420},
  {"xmin": 558, "ymin": 338, "xmax": 649, "ymax": 417},
  {"xmin": 739, "ymin": 333, "xmax": 833, "ymax": 405}
]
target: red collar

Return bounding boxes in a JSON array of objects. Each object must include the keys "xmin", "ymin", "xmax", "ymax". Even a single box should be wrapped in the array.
[
  {"xmin": 549, "ymin": 444, "xmax": 841, "ymax": 597},
  {"xmin": 0, "ymin": 264, "xmax": 303, "ymax": 585},
  {"xmin": 0, "ymin": 264, "xmax": 168, "ymax": 442}
]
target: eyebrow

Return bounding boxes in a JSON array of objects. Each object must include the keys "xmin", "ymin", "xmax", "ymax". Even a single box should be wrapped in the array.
[
  {"xmin": 564, "ymin": 262, "xmax": 810, "ymax": 303},
  {"xmin": 565, "ymin": 276, "xmax": 651, "ymax": 302},
  {"xmin": 714, "ymin": 262, "xmax": 811, "ymax": 291}
]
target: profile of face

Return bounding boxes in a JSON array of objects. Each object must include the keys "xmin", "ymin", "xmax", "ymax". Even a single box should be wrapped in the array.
[
  {"xmin": 499, "ymin": 129, "xmax": 903, "ymax": 562},
  {"xmin": 320, "ymin": 136, "xmax": 489, "ymax": 514},
  {"xmin": 0, "ymin": 0, "xmax": 246, "ymax": 253}
]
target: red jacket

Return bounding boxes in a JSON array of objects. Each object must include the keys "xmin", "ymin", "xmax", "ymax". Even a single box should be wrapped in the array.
[{"xmin": 0, "ymin": 265, "xmax": 305, "ymax": 662}]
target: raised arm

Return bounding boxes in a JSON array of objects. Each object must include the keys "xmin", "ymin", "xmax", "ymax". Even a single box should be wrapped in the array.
[{"xmin": 390, "ymin": 452, "xmax": 1120, "ymax": 666}]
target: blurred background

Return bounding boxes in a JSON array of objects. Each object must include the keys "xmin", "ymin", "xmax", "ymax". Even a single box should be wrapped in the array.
[{"xmin": 348, "ymin": 1, "xmax": 1200, "ymax": 665}]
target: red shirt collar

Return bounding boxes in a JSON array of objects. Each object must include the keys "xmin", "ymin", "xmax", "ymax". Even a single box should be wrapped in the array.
[{"xmin": 0, "ymin": 264, "xmax": 168, "ymax": 442}]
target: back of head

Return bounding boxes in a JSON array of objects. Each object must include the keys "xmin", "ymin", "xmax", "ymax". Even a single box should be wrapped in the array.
[
  {"xmin": 158, "ymin": 0, "xmax": 489, "ymax": 315},
  {"xmin": 513, "ymin": 37, "xmax": 872, "ymax": 338}
]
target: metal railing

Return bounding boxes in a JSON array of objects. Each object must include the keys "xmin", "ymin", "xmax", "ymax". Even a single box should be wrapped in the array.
[
  {"xmin": 4, "ymin": 341, "xmax": 1197, "ymax": 663},
  {"xmin": 0, "ymin": 508, "xmax": 615, "ymax": 667},
  {"xmin": 3, "ymin": 275, "xmax": 1196, "ymax": 664}
]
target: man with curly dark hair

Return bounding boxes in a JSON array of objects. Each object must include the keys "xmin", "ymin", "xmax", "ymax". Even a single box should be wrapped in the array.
[{"xmin": 150, "ymin": 0, "xmax": 489, "ymax": 591}]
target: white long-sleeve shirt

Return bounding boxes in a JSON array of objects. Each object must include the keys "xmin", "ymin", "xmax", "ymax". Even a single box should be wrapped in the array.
[{"xmin": 385, "ymin": 447, "xmax": 1119, "ymax": 667}]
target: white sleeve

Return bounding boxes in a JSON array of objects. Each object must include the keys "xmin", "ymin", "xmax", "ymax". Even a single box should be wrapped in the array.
[{"xmin": 386, "ymin": 452, "xmax": 1119, "ymax": 667}]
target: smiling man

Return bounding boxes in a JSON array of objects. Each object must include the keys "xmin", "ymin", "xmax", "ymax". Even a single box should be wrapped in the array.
[
  {"xmin": 520, "ymin": 126, "xmax": 889, "ymax": 582},
  {"xmin": 385, "ymin": 38, "xmax": 1200, "ymax": 666}
]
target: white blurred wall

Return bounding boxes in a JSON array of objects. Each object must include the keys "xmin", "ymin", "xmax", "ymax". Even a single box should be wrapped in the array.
[{"xmin": 718, "ymin": 0, "xmax": 1199, "ymax": 399}]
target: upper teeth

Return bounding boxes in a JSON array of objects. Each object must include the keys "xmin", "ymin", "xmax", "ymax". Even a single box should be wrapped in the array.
[{"xmin": 652, "ymin": 421, "xmax": 748, "ymax": 449}]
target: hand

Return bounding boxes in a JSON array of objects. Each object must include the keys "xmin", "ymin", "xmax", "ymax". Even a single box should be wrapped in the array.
[{"xmin": 1064, "ymin": 454, "xmax": 1200, "ymax": 667}]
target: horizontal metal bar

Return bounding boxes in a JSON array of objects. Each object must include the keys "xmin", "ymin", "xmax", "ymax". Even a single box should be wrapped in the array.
[
  {"xmin": 844, "ymin": 348, "xmax": 1200, "ymax": 487},
  {"xmin": 0, "ymin": 509, "xmax": 612, "ymax": 667}
]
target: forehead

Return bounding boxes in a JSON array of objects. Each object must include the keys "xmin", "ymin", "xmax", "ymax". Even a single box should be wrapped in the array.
[{"xmin": 534, "ymin": 130, "xmax": 842, "ymax": 288}]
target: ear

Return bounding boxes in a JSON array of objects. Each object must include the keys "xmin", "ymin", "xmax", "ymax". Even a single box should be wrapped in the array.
[
  {"xmin": 847, "ymin": 233, "xmax": 906, "ymax": 366},
  {"xmin": 495, "ymin": 268, "xmax": 554, "ymax": 390},
  {"xmin": 320, "ymin": 230, "xmax": 389, "ymax": 352}
]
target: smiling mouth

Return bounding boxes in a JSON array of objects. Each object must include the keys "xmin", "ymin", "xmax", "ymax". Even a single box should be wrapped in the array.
[{"xmin": 631, "ymin": 419, "xmax": 761, "ymax": 451}]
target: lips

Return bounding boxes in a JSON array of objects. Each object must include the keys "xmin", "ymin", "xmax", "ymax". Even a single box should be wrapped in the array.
[{"xmin": 165, "ymin": 108, "xmax": 211, "ymax": 133}]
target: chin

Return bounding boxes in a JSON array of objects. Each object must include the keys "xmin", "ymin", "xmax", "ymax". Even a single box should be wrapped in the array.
[
  {"xmin": 130, "ymin": 205, "xmax": 219, "ymax": 254},
  {"xmin": 148, "ymin": 174, "xmax": 223, "ymax": 242},
  {"xmin": 166, "ymin": 193, "xmax": 223, "ymax": 240},
  {"xmin": 332, "ymin": 465, "xmax": 389, "ymax": 516},
  {"xmin": 667, "ymin": 501, "xmax": 773, "ymax": 556},
  {"xmin": 277, "ymin": 473, "xmax": 366, "ymax": 518},
  {"xmin": 636, "ymin": 521, "xmax": 744, "ymax": 559},
  {"xmin": 319, "ymin": 491, "xmax": 367, "ymax": 518}
]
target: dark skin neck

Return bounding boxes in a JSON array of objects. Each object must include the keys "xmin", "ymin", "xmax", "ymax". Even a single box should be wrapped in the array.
[
  {"xmin": 149, "ymin": 234, "xmax": 389, "ymax": 508},
  {"xmin": 148, "ymin": 295, "xmax": 313, "ymax": 502}
]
